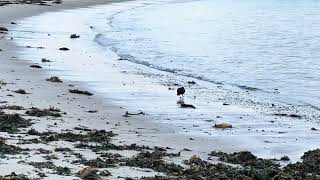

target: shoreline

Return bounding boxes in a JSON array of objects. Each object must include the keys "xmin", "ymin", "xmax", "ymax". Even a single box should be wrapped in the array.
[{"xmin": 0, "ymin": 0, "xmax": 320, "ymax": 179}]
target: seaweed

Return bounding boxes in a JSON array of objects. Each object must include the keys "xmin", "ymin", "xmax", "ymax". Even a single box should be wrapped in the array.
[
  {"xmin": 26, "ymin": 107, "xmax": 62, "ymax": 117},
  {"xmin": 13, "ymin": 89, "xmax": 28, "ymax": 94},
  {"xmin": 0, "ymin": 105, "xmax": 25, "ymax": 110},
  {"xmin": 0, "ymin": 113, "xmax": 32, "ymax": 133},
  {"xmin": 69, "ymin": 89, "xmax": 93, "ymax": 96},
  {"xmin": 46, "ymin": 76, "xmax": 63, "ymax": 83}
]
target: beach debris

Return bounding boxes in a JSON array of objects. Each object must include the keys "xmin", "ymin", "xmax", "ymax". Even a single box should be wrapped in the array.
[
  {"xmin": 41, "ymin": 58, "xmax": 51, "ymax": 62},
  {"xmin": 180, "ymin": 104, "xmax": 196, "ymax": 109},
  {"xmin": 13, "ymin": 89, "xmax": 28, "ymax": 94},
  {"xmin": 53, "ymin": 0, "xmax": 62, "ymax": 4},
  {"xmin": 214, "ymin": 123, "xmax": 232, "ymax": 129},
  {"xmin": 26, "ymin": 107, "xmax": 62, "ymax": 117},
  {"xmin": 46, "ymin": 76, "xmax": 63, "ymax": 83},
  {"xmin": 223, "ymin": 103, "xmax": 230, "ymax": 106},
  {"xmin": 55, "ymin": 166, "xmax": 71, "ymax": 175},
  {"xmin": 78, "ymin": 167, "xmax": 99, "ymax": 179},
  {"xmin": 280, "ymin": 155, "xmax": 290, "ymax": 161},
  {"xmin": 273, "ymin": 113, "xmax": 302, "ymax": 118},
  {"xmin": 99, "ymin": 170, "xmax": 111, "ymax": 177},
  {"xmin": 125, "ymin": 150, "xmax": 182, "ymax": 174},
  {"xmin": 0, "ymin": 105, "xmax": 25, "ymax": 110},
  {"xmin": 311, "ymin": 127, "xmax": 318, "ymax": 131},
  {"xmin": 0, "ymin": 137, "xmax": 24, "ymax": 155},
  {"xmin": 87, "ymin": 110, "xmax": 98, "ymax": 113},
  {"xmin": 123, "ymin": 111, "xmax": 145, "ymax": 117},
  {"xmin": 0, "ymin": 173, "xmax": 28, "ymax": 180},
  {"xmin": 283, "ymin": 149, "xmax": 320, "ymax": 179},
  {"xmin": 29, "ymin": 161, "xmax": 71, "ymax": 175},
  {"xmin": 59, "ymin": 47, "xmax": 70, "ymax": 51},
  {"xmin": 0, "ymin": 113, "xmax": 32, "ymax": 133},
  {"xmin": 30, "ymin": 64, "xmax": 42, "ymax": 68},
  {"xmin": 187, "ymin": 81, "xmax": 196, "ymax": 84},
  {"xmin": 0, "ymin": 27, "xmax": 8, "ymax": 31},
  {"xmin": 70, "ymin": 34, "xmax": 80, "ymax": 39},
  {"xmin": 11, "ymin": 22, "xmax": 16, "ymax": 25},
  {"xmin": 0, "ymin": 80, "xmax": 7, "ymax": 85},
  {"xmin": 40, "ymin": 130, "xmax": 116, "ymax": 143},
  {"xmin": 69, "ymin": 89, "xmax": 94, "ymax": 96}
]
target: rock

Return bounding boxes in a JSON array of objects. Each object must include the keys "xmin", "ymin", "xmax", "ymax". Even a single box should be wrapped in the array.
[
  {"xmin": 311, "ymin": 127, "xmax": 318, "ymax": 131},
  {"xmin": 0, "ymin": 27, "xmax": 8, "ymax": 31},
  {"xmin": 46, "ymin": 76, "xmax": 63, "ymax": 83},
  {"xmin": 30, "ymin": 64, "xmax": 42, "ymax": 68},
  {"xmin": 70, "ymin": 34, "xmax": 80, "ymax": 38},
  {"xmin": 180, "ymin": 104, "xmax": 196, "ymax": 109},
  {"xmin": 99, "ymin": 170, "xmax": 111, "ymax": 176},
  {"xmin": 214, "ymin": 123, "xmax": 232, "ymax": 129},
  {"xmin": 13, "ymin": 89, "xmax": 27, "ymax": 94},
  {"xmin": 59, "ymin": 47, "xmax": 70, "ymax": 51},
  {"xmin": 273, "ymin": 113, "xmax": 302, "ymax": 118},
  {"xmin": 187, "ymin": 81, "xmax": 196, "ymax": 84},
  {"xmin": 41, "ymin": 58, "xmax": 51, "ymax": 62}
]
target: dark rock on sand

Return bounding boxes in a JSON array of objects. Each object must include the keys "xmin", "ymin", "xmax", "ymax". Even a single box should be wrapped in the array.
[
  {"xmin": 41, "ymin": 58, "xmax": 51, "ymax": 62},
  {"xmin": 69, "ymin": 89, "xmax": 93, "ymax": 96},
  {"xmin": 30, "ymin": 64, "xmax": 42, "ymax": 68},
  {"xmin": 46, "ymin": 76, "xmax": 63, "ymax": 83},
  {"xmin": 59, "ymin": 47, "xmax": 70, "ymax": 51},
  {"xmin": 0, "ymin": 27, "xmax": 9, "ymax": 31},
  {"xmin": 13, "ymin": 89, "xmax": 28, "ymax": 94},
  {"xmin": 273, "ymin": 113, "xmax": 302, "ymax": 118},
  {"xmin": 70, "ymin": 34, "xmax": 80, "ymax": 38}
]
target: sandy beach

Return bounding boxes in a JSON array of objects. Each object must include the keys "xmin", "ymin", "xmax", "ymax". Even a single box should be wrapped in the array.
[{"xmin": 1, "ymin": 0, "xmax": 320, "ymax": 179}]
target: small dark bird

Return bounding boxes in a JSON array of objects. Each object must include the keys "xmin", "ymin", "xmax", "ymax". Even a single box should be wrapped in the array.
[{"xmin": 177, "ymin": 87, "xmax": 185, "ymax": 96}]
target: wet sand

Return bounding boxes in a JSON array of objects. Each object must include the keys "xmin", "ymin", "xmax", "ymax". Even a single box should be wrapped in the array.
[
  {"xmin": 1, "ymin": 0, "xmax": 320, "ymax": 179},
  {"xmin": 0, "ymin": 1, "xmax": 226, "ymax": 178}
]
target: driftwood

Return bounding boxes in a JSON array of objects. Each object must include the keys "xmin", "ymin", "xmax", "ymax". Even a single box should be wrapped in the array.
[{"xmin": 123, "ymin": 111, "xmax": 145, "ymax": 117}]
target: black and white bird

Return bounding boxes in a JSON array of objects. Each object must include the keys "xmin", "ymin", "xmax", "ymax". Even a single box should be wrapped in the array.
[{"xmin": 177, "ymin": 87, "xmax": 185, "ymax": 104}]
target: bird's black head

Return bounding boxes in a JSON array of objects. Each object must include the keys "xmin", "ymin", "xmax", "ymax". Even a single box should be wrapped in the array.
[{"xmin": 177, "ymin": 87, "xmax": 185, "ymax": 96}]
